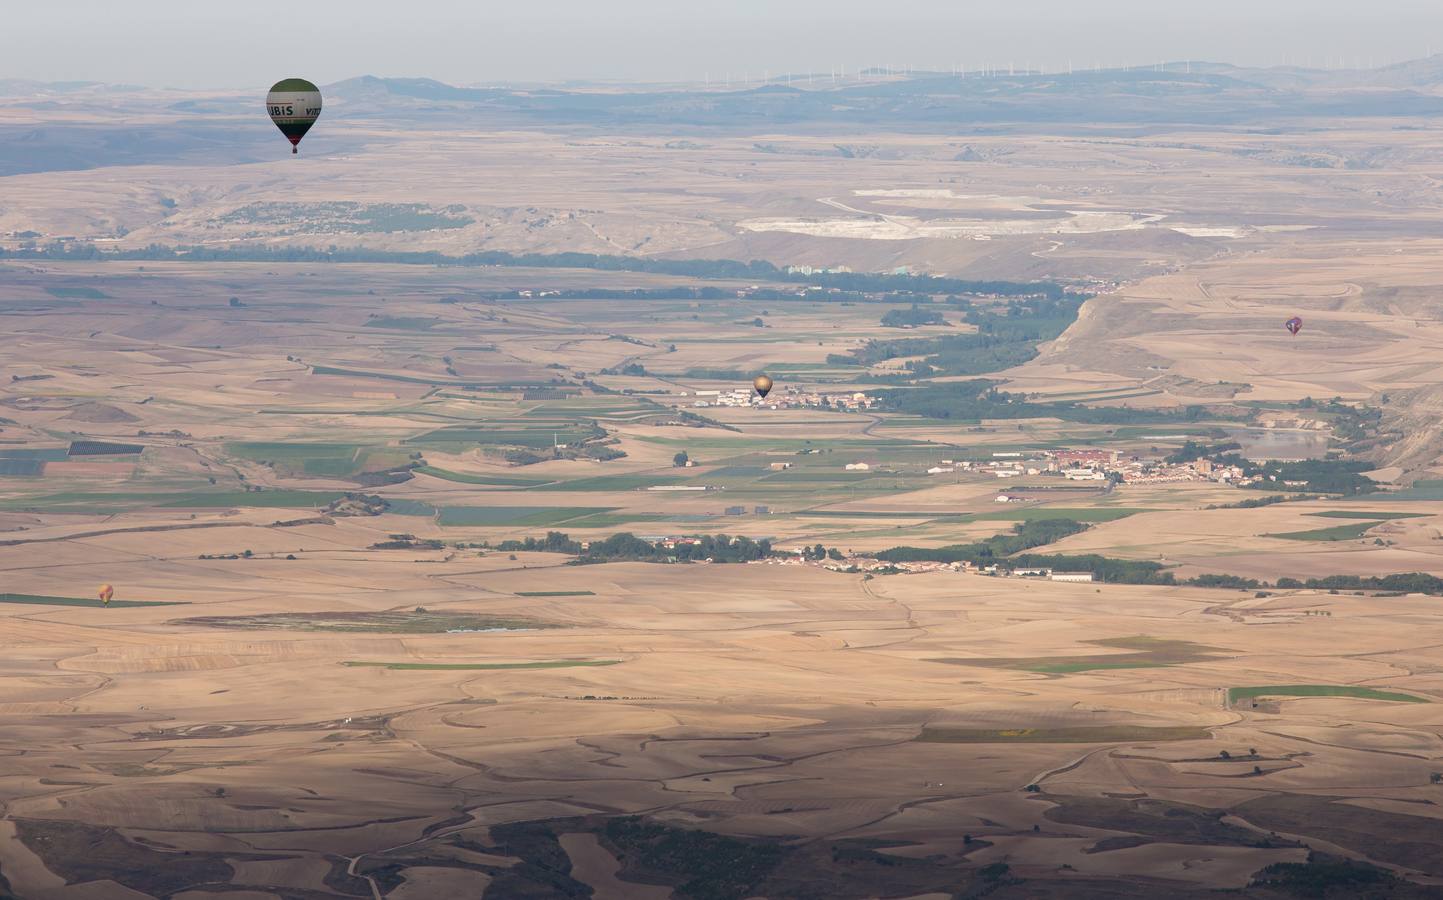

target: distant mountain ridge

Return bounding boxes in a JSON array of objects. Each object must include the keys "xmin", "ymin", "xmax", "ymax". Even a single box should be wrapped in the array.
[
  {"xmin": 320, "ymin": 60, "xmax": 1443, "ymax": 129},
  {"xmin": 5, "ymin": 58, "xmax": 1443, "ymax": 177}
]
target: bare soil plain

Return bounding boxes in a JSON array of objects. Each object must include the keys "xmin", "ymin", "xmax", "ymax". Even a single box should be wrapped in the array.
[{"xmin": 7, "ymin": 67, "xmax": 1443, "ymax": 897}]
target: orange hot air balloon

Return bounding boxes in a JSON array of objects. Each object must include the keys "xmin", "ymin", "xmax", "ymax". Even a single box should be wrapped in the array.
[
  {"xmin": 752, "ymin": 374, "xmax": 774, "ymax": 399},
  {"xmin": 98, "ymin": 584, "xmax": 113, "ymax": 606}
]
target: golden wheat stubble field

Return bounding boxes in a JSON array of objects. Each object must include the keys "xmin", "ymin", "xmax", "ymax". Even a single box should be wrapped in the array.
[{"xmin": 5, "ymin": 548, "xmax": 1443, "ymax": 896}]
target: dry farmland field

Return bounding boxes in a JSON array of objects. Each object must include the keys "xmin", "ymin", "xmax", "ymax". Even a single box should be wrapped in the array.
[{"xmin": 7, "ymin": 66, "xmax": 1443, "ymax": 898}]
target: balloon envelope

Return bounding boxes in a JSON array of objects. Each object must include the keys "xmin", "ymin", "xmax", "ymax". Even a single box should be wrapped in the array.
[
  {"xmin": 1285, "ymin": 316, "xmax": 1303, "ymax": 336},
  {"xmin": 267, "ymin": 78, "xmax": 322, "ymax": 153},
  {"xmin": 98, "ymin": 584, "xmax": 113, "ymax": 605},
  {"xmin": 752, "ymin": 375, "xmax": 774, "ymax": 398}
]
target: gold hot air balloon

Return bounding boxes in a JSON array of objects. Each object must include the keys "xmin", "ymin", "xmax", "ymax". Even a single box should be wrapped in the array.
[
  {"xmin": 98, "ymin": 584, "xmax": 113, "ymax": 606},
  {"xmin": 752, "ymin": 374, "xmax": 774, "ymax": 399}
]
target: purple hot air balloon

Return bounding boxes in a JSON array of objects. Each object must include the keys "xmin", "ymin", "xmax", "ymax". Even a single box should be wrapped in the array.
[{"xmin": 1285, "ymin": 316, "xmax": 1303, "ymax": 336}]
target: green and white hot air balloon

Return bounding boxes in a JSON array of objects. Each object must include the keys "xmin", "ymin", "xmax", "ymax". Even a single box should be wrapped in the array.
[{"xmin": 266, "ymin": 78, "xmax": 322, "ymax": 154}]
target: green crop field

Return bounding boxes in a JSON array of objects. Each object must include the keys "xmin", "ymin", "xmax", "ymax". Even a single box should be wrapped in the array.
[
  {"xmin": 0, "ymin": 489, "xmax": 347, "ymax": 512},
  {"xmin": 801, "ymin": 511, "xmax": 920, "ymax": 519},
  {"xmin": 1228, "ymin": 685, "xmax": 1428, "ymax": 704},
  {"xmin": 0, "ymin": 448, "xmax": 71, "ymax": 461},
  {"xmin": 438, "ymin": 506, "xmax": 613, "ymax": 526},
  {"xmin": 227, "ymin": 442, "xmax": 360, "ymax": 460},
  {"xmin": 301, "ymin": 457, "xmax": 361, "ymax": 476},
  {"xmin": 0, "ymin": 593, "xmax": 186, "ymax": 608},
  {"xmin": 763, "ymin": 470, "xmax": 879, "ymax": 483},
  {"xmin": 707, "ymin": 466, "xmax": 771, "ymax": 478},
  {"xmin": 408, "ymin": 425, "xmax": 601, "ymax": 448},
  {"xmin": 1306, "ymin": 511, "xmax": 1427, "ymax": 520},
  {"xmin": 1353, "ymin": 480, "xmax": 1443, "ymax": 501},
  {"xmin": 0, "ymin": 459, "xmax": 45, "ymax": 476},
  {"xmin": 342, "ymin": 659, "xmax": 620, "ymax": 671},
  {"xmin": 1266, "ymin": 521, "xmax": 1383, "ymax": 541},
  {"xmin": 159, "ymin": 490, "xmax": 347, "ymax": 509},
  {"xmin": 381, "ymin": 499, "xmax": 437, "ymax": 516},
  {"xmin": 560, "ymin": 512, "xmax": 666, "ymax": 528},
  {"xmin": 414, "ymin": 466, "xmax": 550, "ymax": 486},
  {"xmin": 526, "ymin": 401, "xmax": 661, "ymax": 419},
  {"xmin": 532, "ymin": 475, "xmax": 685, "ymax": 492},
  {"xmin": 310, "ymin": 365, "xmax": 462, "ymax": 386},
  {"xmin": 971, "ymin": 507, "xmax": 1146, "ymax": 523},
  {"xmin": 225, "ymin": 442, "xmax": 381, "ymax": 477}
]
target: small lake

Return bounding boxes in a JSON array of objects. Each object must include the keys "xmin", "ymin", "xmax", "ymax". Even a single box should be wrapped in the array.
[{"xmin": 1226, "ymin": 428, "xmax": 1330, "ymax": 461}]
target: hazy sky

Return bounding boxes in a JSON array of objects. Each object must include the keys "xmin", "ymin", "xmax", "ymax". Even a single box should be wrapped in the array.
[{"xmin": 7, "ymin": 0, "xmax": 1443, "ymax": 88}]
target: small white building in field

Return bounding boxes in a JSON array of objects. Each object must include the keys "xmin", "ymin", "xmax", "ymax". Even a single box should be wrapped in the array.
[
  {"xmin": 845, "ymin": 462, "xmax": 871, "ymax": 471},
  {"xmin": 1050, "ymin": 571, "xmax": 1096, "ymax": 583}
]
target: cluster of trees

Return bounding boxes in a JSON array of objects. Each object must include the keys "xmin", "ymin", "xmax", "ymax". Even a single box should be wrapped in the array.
[
  {"xmin": 872, "ymin": 379, "xmax": 1217, "ymax": 425},
  {"xmin": 1166, "ymin": 440, "xmax": 1241, "ymax": 463},
  {"xmin": 369, "ymin": 535, "xmax": 444, "ymax": 550},
  {"xmin": 484, "ymin": 531, "xmax": 853, "ymax": 566},
  {"xmin": 353, "ymin": 464, "xmax": 420, "ymax": 487},
  {"xmin": 1251, "ymin": 855, "xmax": 1398, "ymax": 896},
  {"xmin": 493, "ymin": 531, "xmax": 584, "ymax": 554},
  {"xmin": 1205, "ymin": 494, "xmax": 1319, "ymax": 510},
  {"xmin": 1008, "ymin": 553, "xmax": 1177, "ymax": 584},
  {"xmin": 833, "ymin": 295, "xmax": 1085, "ymax": 380},
  {"xmin": 503, "ymin": 440, "xmax": 625, "ymax": 467},
  {"xmin": 600, "ymin": 362, "xmax": 647, "ymax": 376},
  {"xmin": 1, "ymin": 241, "xmax": 1067, "ymax": 299},
  {"xmin": 877, "ymin": 519, "xmax": 1090, "ymax": 565},
  {"xmin": 485, "ymin": 527, "xmax": 1443, "ymax": 595},
  {"xmin": 681, "ymin": 367, "xmax": 749, "ymax": 379},
  {"xmin": 1187, "ymin": 573, "xmax": 1262, "ymax": 590},
  {"xmin": 1233, "ymin": 457, "xmax": 1377, "ymax": 496},
  {"xmin": 880, "ymin": 305, "xmax": 948, "ymax": 328},
  {"xmin": 580, "ymin": 532, "xmax": 775, "ymax": 563},
  {"xmin": 963, "ymin": 294, "xmax": 1082, "ymax": 340},
  {"xmin": 1169, "ymin": 436, "xmax": 1377, "ymax": 495},
  {"xmin": 1276, "ymin": 573, "xmax": 1443, "ymax": 594},
  {"xmin": 1293, "ymin": 396, "xmax": 1390, "ymax": 448},
  {"xmin": 483, "ymin": 285, "xmax": 946, "ymax": 307},
  {"xmin": 874, "ymin": 521, "xmax": 1261, "ymax": 589},
  {"xmin": 598, "ymin": 817, "xmax": 784, "ymax": 900}
]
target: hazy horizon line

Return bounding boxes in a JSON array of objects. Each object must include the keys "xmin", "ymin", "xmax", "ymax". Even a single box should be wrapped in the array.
[{"xmin": 7, "ymin": 52, "xmax": 1443, "ymax": 95}]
